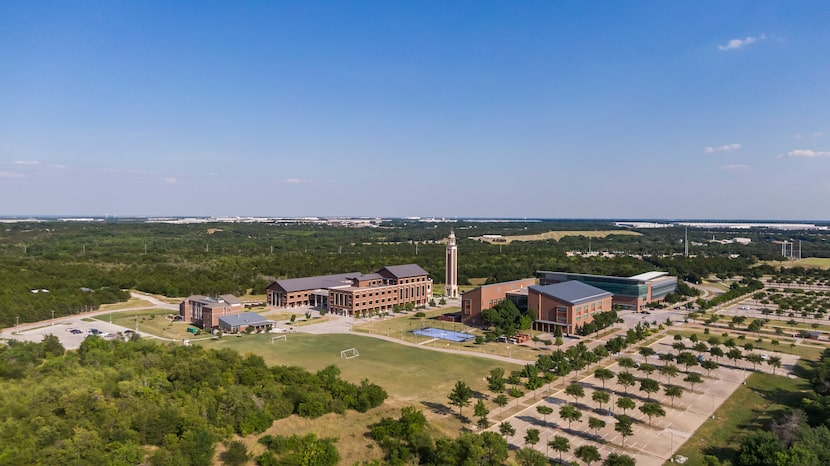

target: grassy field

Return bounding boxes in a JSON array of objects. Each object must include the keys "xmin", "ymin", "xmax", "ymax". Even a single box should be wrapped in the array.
[
  {"xmin": 352, "ymin": 307, "xmax": 552, "ymax": 360},
  {"xmin": 198, "ymin": 332, "xmax": 518, "ymax": 404},
  {"xmin": 763, "ymin": 258, "xmax": 830, "ymax": 269},
  {"xmin": 701, "ymin": 279, "xmax": 731, "ymax": 292},
  {"xmin": 197, "ymin": 332, "xmax": 519, "ymax": 464},
  {"xmin": 469, "ymin": 230, "xmax": 641, "ymax": 244},
  {"xmin": 94, "ymin": 308, "xmax": 198, "ymax": 340},
  {"xmin": 97, "ymin": 297, "xmax": 155, "ymax": 311},
  {"xmin": 669, "ymin": 371, "xmax": 811, "ymax": 465}
]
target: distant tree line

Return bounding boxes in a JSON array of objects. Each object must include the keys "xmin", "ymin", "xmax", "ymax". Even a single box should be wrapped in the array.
[{"xmin": 2, "ymin": 221, "xmax": 829, "ymax": 326}]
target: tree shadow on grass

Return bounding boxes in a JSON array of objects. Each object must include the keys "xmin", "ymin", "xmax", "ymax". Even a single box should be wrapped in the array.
[
  {"xmin": 421, "ymin": 401, "xmax": 451, "ymax": 415},
  {"xmin": 703, "ymin": 445, "xmax": 737, "ymax": 463}
]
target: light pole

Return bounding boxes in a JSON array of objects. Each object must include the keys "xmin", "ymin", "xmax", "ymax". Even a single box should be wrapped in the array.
[
  {"xmin": 15, "ymin": 316, "xmax": 19, "ymax": 327},
  {"xmin": 51, "ymin": 310, "xmax": 55, "ymax": 325}
]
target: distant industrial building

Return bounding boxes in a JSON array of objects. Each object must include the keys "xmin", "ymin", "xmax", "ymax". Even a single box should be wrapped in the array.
[
  {"xmin": 179, "ymin": 294, "xmax": 243, "ymax": 328},
  {"xmin": 460, "ymin": 278, "xmax": 537, "ymax": 326},
  {"xmin": 536, "ymin": 270, "xmax": 677, "ymax": 311},
  {"xmin": 528, "ymin": 281, "xmax": 613, "ymax": 334},
  {"xmin": 266, "ymin": 264, "xmax": 432, "ymax": 317}
]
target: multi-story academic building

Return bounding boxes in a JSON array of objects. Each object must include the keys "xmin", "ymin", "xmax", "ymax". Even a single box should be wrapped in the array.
[
  {"xmin": 179, "ymin": 294, "xmax": 243, "ymax": 328},
  {"xmin": 459, "ymin": 278, "xmax": 537, "ymax": 326},
  {"xmin": 536, "ymin": 270, "xmax": 677, "ymax": 311},
  {"xmin": 527, "ymin": 281, "xmax": 613, "ymax": 334},
  {"xmin": 266, "ymin": 264, "xmax": 432, "ymax": 316}
]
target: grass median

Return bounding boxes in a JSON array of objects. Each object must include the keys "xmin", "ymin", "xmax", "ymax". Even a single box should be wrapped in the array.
[{"xmin": 669, "ymin": 371, "xmax": 811, "ymax": 465}]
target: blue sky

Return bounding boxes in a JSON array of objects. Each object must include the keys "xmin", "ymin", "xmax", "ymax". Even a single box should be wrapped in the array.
[{"xmin": 1, "ymin": 1, "xmax": 829, "ymax": 219}]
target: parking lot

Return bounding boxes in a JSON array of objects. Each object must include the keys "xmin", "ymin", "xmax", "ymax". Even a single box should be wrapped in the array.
[
  {"xmin": 497, "ymin": 334, "xmax": 799, "ymax": 465},
  {"xmin": 619, "ymin": 308, "xmax": 690, "ymax": 329},
  {"xmin": 1, "ymin": 319, "xmax": 152, "ymax": 350}
]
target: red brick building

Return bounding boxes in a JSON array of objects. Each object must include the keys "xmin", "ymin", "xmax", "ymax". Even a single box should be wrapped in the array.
[
  {"xmin": 267, "ymin": 264, "xmax": 432, "ymax": 317},
  {"xmin": 460, "ymin": 278, "xmax": 537, "ymax": 326},
  {"xmin": 527, "ymin": 281, "xmax": 613, "ymax": 334},
  {"xmin": 179, "ymin": 294, "xmax": 243, "ymax": 328}
]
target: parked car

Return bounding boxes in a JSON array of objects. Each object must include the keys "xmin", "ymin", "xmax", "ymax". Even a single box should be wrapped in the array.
[{"xmin": 70, "ymin": 329, "xmax": 83, "ymax": 334}]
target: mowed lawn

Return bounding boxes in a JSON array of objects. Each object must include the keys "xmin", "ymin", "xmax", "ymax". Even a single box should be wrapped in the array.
[
  {"xmin": 670, "ymin": 371, "xmax": 811, "ymax": 465},
  {"xmin": 199, "ymin": 332, "xmax": 520, "ymax": 463},
  {"xmin": 198, "ymin": 332, "xmax": 519, "ymax": 406}
]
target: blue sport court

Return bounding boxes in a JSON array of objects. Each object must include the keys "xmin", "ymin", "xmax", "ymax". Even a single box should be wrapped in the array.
[{"xmin": 411, "ymin": 327, "xmax": 476, "ymax": 342}]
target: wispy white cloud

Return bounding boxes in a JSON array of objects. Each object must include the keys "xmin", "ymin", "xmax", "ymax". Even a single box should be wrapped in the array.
[
  {"xmin": 284, "ymin": 178, "xmax": 306, "ymax": 184},
  {"xmin": 163, "ymin": 177, "xmax": 177, "ymax": 184},
  {"xmin": 718, "ymin": 34, "xmax": 766, "ymax": 51},
  {"xmin": 794, "ymin": 131, "xmax": 822, "ymax": 139},
  {"xmin": 102, "ymin": 168, "xmax": 157, "ymax": 175},
  {"xmin": 723, "ymin": 164, "xmax": 749, "ymax": 170},
  {"xmin": 4, "ymin": 161, "xmax": 66, "ymax": 171},
  {"xmin": 704, "ymin": 143, "xmax": 741, "ymax": 153},
  {"xmin": 778, "ymin": 149, "xmax": 830, "ymax": 159},
  {"xmin": 0, "ymin": 171, "xmax": 25, "ymax": 178}
]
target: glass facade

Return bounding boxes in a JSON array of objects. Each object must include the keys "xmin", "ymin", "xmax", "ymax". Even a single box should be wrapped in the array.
[
  {"xmin": 539, "ymin": 272, "xmax": 649, "ymax": 300},
  {"xmin": 537, "ymin": 270, "xmax": 677, "ymax": 308},
  {"xmin": 651, "ymin": 278, "xmax": 678, "ymax": 299}
]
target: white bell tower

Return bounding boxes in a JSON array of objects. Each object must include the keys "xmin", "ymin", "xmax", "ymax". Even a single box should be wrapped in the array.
[{"xmin": 445, "ymin": 230, "xmax": 458, "ymax": 298}]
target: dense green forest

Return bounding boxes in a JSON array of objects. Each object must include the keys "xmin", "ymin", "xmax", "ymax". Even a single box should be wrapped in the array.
[
  {"xmin": 1, "ymin": 220, "xmax": 829, "ymax": 326},
  {"xmin": 0, "ymin": 335, "xmax": 386, "ymax": 465}
]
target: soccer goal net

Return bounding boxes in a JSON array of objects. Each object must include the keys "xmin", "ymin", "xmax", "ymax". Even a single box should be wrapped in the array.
[
  {"xmin": 340, "ymin": 347, "xmax": 359, "ymax": 359},
  {"xmin": 271, "ymin": 335, "xmax": 287, "ymax": 343}
]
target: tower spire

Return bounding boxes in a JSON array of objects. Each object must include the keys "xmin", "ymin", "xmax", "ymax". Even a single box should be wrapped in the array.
[{"xmin": 445, "ymin": 230, "xmax": 458, "ymax": 298}]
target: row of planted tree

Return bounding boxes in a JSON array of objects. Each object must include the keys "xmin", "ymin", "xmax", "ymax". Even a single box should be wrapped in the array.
[{"xmin": 445, "ymin": 322, "xmax": 787, "ymax": 465}]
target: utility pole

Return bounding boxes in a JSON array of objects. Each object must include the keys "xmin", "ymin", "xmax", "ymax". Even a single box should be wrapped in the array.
[
  {"xmin": 15, "ymin": 316, "xmax": 19, "ymax": 327},
  {"xmin": 51, "ymin": 310, "xmax": 55, "ymax": 325}
]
